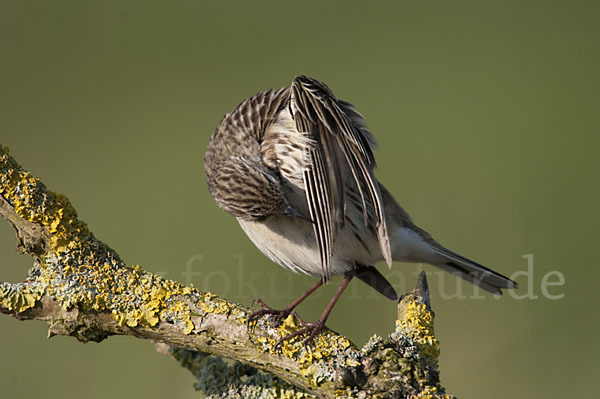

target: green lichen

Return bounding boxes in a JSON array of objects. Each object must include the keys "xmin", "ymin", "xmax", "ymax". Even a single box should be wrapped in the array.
[{"xmin": 171, "ymin": 347, "xmax": 315, "ymax": 399}]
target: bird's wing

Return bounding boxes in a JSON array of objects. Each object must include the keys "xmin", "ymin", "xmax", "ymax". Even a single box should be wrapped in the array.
[{"xmin": 289, "ymin": 75, "xmax": 392, "ymax": 280}]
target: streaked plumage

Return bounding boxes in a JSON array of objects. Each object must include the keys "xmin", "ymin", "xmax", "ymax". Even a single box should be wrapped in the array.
[{"xmin": 204, "ymin": 76, "xmax": 517, "ymax": 343}]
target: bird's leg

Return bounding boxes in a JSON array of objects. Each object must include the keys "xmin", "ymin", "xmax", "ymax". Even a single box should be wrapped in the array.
[
  {"xmin": 247, "ymin": 278, "xmax": 324, "ymax": 327},
  {"xmin": 276, "ymin": 273, "xmax": 353, "ymax": 347}
]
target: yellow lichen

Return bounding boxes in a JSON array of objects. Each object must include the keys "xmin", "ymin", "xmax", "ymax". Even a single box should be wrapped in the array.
[
  {"xmin": 0, "ymin": 147, "xmax": 206, "ymax": 335},
  {"xmin": 0, "ymin": 284, "xmax": 41, "ymax": 313},
  {"xmin": 397, "ymin": 302, "xmax": 440, "ymax": 361},
  {"xmin": 163, "ymin": 300, "xmax": 194, "ymax": 334},
  {"xmin": 199, "ymin": 292, "xmax": 233, "ymax": 315},
  {"xmin": 277, "ymin": 321, "xmax": 352, "ymax": 365},
  {"xmin": 409, "ymin": 386, "xmax": 455, "ymax": 399},
  {"xmin": 252, "ymin": 315, "xmax": 357, "ymax": 385},
  {"xmin": 282, "ymin": 314, "xmax": 298, "ymax": 330}
]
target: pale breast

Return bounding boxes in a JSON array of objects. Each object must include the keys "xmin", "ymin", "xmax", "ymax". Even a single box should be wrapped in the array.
[
  {"xmin": 237, "ymin": 215, "xmax": 368, "ymax": 278},
  {"xmin": 237, "ymin": 207, "xmax": 386, "ymax": 278}
]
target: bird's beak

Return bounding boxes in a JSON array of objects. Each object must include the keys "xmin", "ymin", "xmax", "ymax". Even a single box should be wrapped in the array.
[{"xmin": 284, "ymin": 205, "xmax": 314, "ymax": 224}]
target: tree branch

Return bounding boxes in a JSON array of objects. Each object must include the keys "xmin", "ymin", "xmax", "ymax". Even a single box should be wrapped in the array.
[{"xmin": 0, "ymin": 146, "xmax": 455, "ymax": 399}]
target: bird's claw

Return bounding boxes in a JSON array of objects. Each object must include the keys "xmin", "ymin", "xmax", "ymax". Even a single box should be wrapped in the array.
[
  {"xmin": 274, "ymin": 319, "xmax": 327, "ymax": 349},
  {"xmin": 247, "ymin": 298, "xmax": 322, "ymax": 350},
  {"xmin": 251, "ymin": 297, "xmax": 273, "ymax": 310},
  {"xmin": 247, "ymin": 298, "xmax": 305, "ymax": 328}
]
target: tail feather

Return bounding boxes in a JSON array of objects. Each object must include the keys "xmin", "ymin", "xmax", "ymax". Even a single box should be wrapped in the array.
[
  {"xmin": 353, "ymin": 264, "xmax": 399, "ymax": 300},
  {"xmin": 430, "ymin": 246, "xmax": 518, "ymax": 295}
]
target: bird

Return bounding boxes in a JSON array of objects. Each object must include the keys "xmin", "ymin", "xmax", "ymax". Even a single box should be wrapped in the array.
[{"xmin": 204, "ymin": 75, "xmax": 517, "ymax": 345}]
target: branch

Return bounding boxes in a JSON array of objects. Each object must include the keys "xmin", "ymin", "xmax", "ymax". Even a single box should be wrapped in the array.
[{"xmin": 0, "ymin": 146, "xmax": 455, "ymax": 399}]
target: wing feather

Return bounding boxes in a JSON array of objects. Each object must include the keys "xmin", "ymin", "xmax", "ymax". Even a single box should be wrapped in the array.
[{"xmin": 290, "ymin": 76, "xmax": 392, "ymax": 280}]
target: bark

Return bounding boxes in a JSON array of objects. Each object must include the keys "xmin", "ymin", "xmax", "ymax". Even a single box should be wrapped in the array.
[{"xmin": 0, "ymin": 146, "xmax": 455, "ymax": 399}]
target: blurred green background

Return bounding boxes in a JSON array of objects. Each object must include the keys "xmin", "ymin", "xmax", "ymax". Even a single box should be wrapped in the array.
[{"xmin": 1, "ymin": 1, "xmax": 598, "ymax": 398}]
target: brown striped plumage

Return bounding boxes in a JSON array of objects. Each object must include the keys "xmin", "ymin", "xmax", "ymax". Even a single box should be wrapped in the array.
[{"xmin": 204, "ymin": 76, "xmax": 517, "ymax": 344}]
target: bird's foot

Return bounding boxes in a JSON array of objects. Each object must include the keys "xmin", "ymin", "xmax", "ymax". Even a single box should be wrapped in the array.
[
  {"xmin": 275, "ymin": 318, "xmax": 327, "ymax": 348},
  {"xmin": 247, "ymin": 298, "xmax": 305, "ymax": 328}
]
